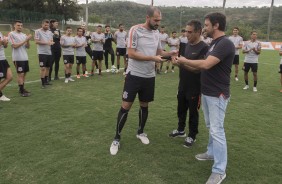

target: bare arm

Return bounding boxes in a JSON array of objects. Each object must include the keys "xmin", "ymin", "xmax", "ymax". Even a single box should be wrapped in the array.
[
  {"xmin": 11, "ymin": 34, "xmax": 32, "ymax": 49},
  {"xmin": 128, "ymin": 48, "xmax": 163, "ymax": 63},
  {"xmin": 174, "ymin": 55, "xmax": 220, "ymax": 70}
]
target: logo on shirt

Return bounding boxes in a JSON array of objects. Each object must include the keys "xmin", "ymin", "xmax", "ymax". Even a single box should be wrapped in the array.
[{"xmin": 123, "ymin": 91, "xmax": 128, "ymax": 99}]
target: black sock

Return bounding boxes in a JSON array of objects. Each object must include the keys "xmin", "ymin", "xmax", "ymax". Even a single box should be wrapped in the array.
[
  {"xmin": 41, "ymin": 78, "xmax": 45, "ymax": 85},
  {"xmin": 117, "ymin": 65, "xmax": 120, "ymax": 70},
  {"xmin": 19, "ymin": 85, "xmax": 24, "ymax": 93},
  {"xmin": 124, "ymin": 67, "xmax": 127, "ymax": 72},
  {"xmin": 65, "ymin": 73, "xmax": 67, "ymax": 78},
  {"xmin": 114, "ymin": 107, "xmax": 129, "ymax": 140},
  {"xmin": 99, "ymin": 69, "xmax": 101, "ymax": 74},
  {"xmin": 83, "ymin": 70, "xmax": 85, "ymax": 75},
  {"xmin": 68, "ymin": 73, "xmax": 71, "ymax": 78},
  {"xmin": 137, "ymin": 106, "xmax": 148, "ymax": 135},
  {"xmin": 245, "ymin": 80, "xmax": 248, "ymax": 85},
  {"xmin": 45, "ymin": 76, "xmax": 48, "ymax": 83},
  {"xmin": 235, "ymin": 75, "xmax": 238, "ymax": 78},
  {"xmin": 172, "ymin": 66, "xmax": 174, "ymax": 70},
  {"xmin": 77, "ymin": 71, "xmax": 79, "ymax": 75},
  {"xmin": 254, "ymin": 81, "xmax": 257, "ymax": 87},
  {"xmin": 166, "ymin": 66, "xmax": 169, "ymax": 70},
  {"xmin": 0, "ymin": 91, "xmax": 3, "ymax": 97}
]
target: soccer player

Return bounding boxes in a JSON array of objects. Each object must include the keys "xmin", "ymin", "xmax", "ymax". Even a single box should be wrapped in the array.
[
  {"xmin": 169, "ymin": 20, "xmax": 209, "ymax": 148},
  {"xmin": 178, "ymin": 29, "xmax": 188, "ymax": 56},
  {"xmin": 34, "ymin": 19, "xmax": 54, "ymax": 88},
  {"xmin": 229, "ymin": 27, "xmax": 243, "ymax": 81},
  {"xmin": 242, "ymin": 31, "xmax": 261, "ymax": 92},
  {"xmin": 114, "ymin": 24, "xmax": 127, "ymax": 74},
  {"xmin": 60, "ymin": 27, "xmax": 76, "ymax": 83},
  {"xmin": 75, "ymin": 27, "xmax": 88, "ymax": 78},
  {"xmin": 109, "ymin": 7, "xmax": 177, "ymax": 156},
  {"xmin": 103, "ymin": 25, "xmax": 115, "ymax": 72},
  {"xmin": 158, "ymin": 26, "xmax": 169, "ymax": 73},
  {"xmin": 8, "ymin": 20, "xmax": 32, "ymax": 97},
  {"xmin": 201, "ymin": 30, "xmax": 212, "ymax": 46},
  {"xmin": 0, "ymin": 32, "xmax": 13, "ymax": 101},
  {"xmin": 279, "ymin": 45, "xmax": 282, "ymax": 93},
  {"xmin": 91, "ymin": 25, "xmax": 105, "ymax": 75},
  {"xmin": 49, "ymin": 19, "xmax": 61, "ymax": 80},
  {"xmin": 165, "ymin": 31, "xmax": 179, "ymax": 73},
  {"xmin": 172, "ymin": 13, "xmax": 235, "ymax": 184}
]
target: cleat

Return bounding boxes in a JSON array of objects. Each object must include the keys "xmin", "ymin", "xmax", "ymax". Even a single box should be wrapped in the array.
[
  {"xmin": 136, "ymin": 133, "xmax": 150, "ymax": 144},
  {"xmin": 169, "ymin": 129, "xmax": 186, "ymax": 138},
  {"xmin": 110, "ymin": 140, "xmax": 120, "ymax": 155},
  {"xmin": 0, "ymin": 95, "xmax": 11, "ymax": 101}
]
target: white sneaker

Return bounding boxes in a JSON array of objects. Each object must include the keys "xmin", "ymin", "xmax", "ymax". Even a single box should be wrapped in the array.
[
  {"xmin": 85, "ymin": 71, "xmax": 89, "ymax": 75},
  {"xmin": 235, "ymin": 77, "xmax": 239, "ymax": 81},
  {"xmin": 111, "ymin": 65, "xmax": 116, "ymax": 69},
  {"xmin": 253, "ymin": 87, "xmax": 257, "ymax": 92},
  {"xmin": 172, "ymin": 70, "xmax": 175, "ymax": 73},
  {"xmin": 64, "ymin": 78, "xmax": 69, "ymax": 83},
  {"xmin": 123, "ymin": 72, "xmax": 126, "ymax": 75},
  {"xmin": 164, "ymin": 70, "xmax": 168, "ymax": 74},
  {"xmin": 106, "ymin": 69, "xmax": 110, "ymax": 73},
  {"xmin": 243, "ymin": 85, "xmax": 249, "ymax": 90},
  {"xmin": 110, "ymin": 140, "xmax": 120, "ymax": 155},
  {"xmin": 68, "ymin": 77, "xmax": 75, "ymax": 82},
  {"xmin": 136, "ymin": 133, "xmax": 150, "ymax": 144},
  {"xmin": 0, "ymin": 95, "xmax": 11, "ymax": 101},
  {"xmin": 96, "ymin": 69, "xmax": 99, "ymax": 73}
]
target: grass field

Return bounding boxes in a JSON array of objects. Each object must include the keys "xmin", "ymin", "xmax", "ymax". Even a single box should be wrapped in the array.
[{"xmin": 0, "ymin": 41, "xmax": 281, "ymax": 184}]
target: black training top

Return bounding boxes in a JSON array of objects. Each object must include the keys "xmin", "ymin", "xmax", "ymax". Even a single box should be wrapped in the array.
[
  {"xmin": 201, "ymin": 36, "xmax": 235, "ymax": 98},
  {"xmin": 50, "ymin": 27, "xmax": 61, "ymax": 50},
  {"xmin": 104, "ymin": 32, "xmax": 114, "ymax": 49},
  {"xmin": 179, "ymin": 41, "xmax": 209, "ymax": 97}
]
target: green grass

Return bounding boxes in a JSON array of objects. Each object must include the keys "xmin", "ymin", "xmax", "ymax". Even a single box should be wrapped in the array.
[{"xmin": 0, "ymin": 41, "xmax": 282, "ymax": 184}]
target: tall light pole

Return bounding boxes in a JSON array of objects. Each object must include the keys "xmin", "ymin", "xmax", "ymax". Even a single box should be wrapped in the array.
[
  {"xmin": 179, "ymin": 11, "xmax": 185, "ymax": 33},
  {"xmin": 267, "ymin": 0, "xmax": 274, "ymax": 41},
  {"xmin": 86, "ymin": 0, "xmax": 89, "ymax": 28}
]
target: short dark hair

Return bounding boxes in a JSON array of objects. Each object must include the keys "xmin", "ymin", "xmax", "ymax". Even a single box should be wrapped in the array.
[
  {"xmin": 204, "ymin": 12, "xmax": 226, "ymax": 31},
  {"xmin": 42, "ymin": 19, "xmax": 49, "ymax": 24},
  {"xmin": 172, "ymin": 31, "xmax": 176, "ymax": 34},
  {"xmin": 97, "ymin": 25, "xmax": 102, "ymax": 28},
  {"xmin": 181, "ymin": 29, "xmax": 186, "ymax": 33},
  {"xmin": 251, "ymin": 31, "xmax": 257, "ymax": 34},
  {"xmin": 14, "ymin": 20, "xmax": 22, "ymax": 25},
  {"xmin": 105, "ymin": 25, "xmax": 110, "ymax": 28},
  {"xmin": 118, "ymin": 24, "xmax": 123, "ymax": 27},
  {"xmin": 187, "ymin": 20, "xmax": 202, "ymax": 33},
  {"xmin": 50, "ymin": 19, "xmax": 58, "ymax": 24},
  {"xmin": 233, "ymin": 27, "xmax": 239, "ymax": 31},
  {"xmin": 77, "ymin": 27, "xmax": 83, "ymax": 32},
  {"xmin": 66, "ymin": 26, "xmax": 72, "ymax": 30},
  {"xmin": 147, "ymin": 6, "xmax": 161, "ymax": 17}
]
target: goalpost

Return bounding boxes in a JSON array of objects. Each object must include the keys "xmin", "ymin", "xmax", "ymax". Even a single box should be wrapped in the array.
[{"xmin": 0, "ymin": 24, "xmax": 13, "ymax": 33}]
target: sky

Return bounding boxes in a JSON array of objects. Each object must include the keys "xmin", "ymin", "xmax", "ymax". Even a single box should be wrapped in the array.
[{"xmin": 77, "ymin": 0, "xmax": 282, "ymax": 7}]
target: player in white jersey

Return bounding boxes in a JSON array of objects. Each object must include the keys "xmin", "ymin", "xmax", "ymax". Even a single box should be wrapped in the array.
[
  {"xmin": 34, "ymin": 19, "xmax": 54, "ymax": 88},
  {"xmin": 91, "ymin": 25, "xmax": 105, "ymax": 75},
  {"xmin": 60, "ymin": 27, "xmax": 76, "ymax": 83},
  {"xmin": 75, "ymin": 27, "xmax": 88, "ymax": 78},
  {"xmin": 229, "ymin": 27, "xmax": 243, "ymax": 81},
  {"xmin": 165, "ymin": 31, "xmax": 179, "ymax": 73},
  {"xmin": 114, "ymin": 24, "xmax": 127, "ymax": 74},
  {"xmin": 158, "ymin": 26, "xmax": 169, "ymax": 73},
  {"xmin": 0, "ymin": 32, "xmax": 13, "ymax": 101},
  {"xmin": 179, "ymin": 29, "xmax": 188, "ymax": 56},
  {"xmin": 8, "ymin": 20, "xmax": 32, "ymax": 97},
  {"xmin": 201, "ymin": 30, "xmax": 212, "ymax": 46},
  {"xmin": 279, "ymin": 45, "xmax": 282, "ymax": 93},
  {"xmin": 242, "ymin": 31, "xmax": 261, "ymax": 92},
  {"xmin": 109, "ymin": 7, "xmax": 178, "ymax": 156}
]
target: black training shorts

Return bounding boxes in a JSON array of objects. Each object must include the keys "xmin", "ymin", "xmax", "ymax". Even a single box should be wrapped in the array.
[
  {"xmin": 116, "ymin": 48, "xmax": 126, "ymax": 56},
  {"xmin": 76, "ymin": 56, "xmax": 87, "ymax": 65},
  {"xmin": 122, "ymin": 72, "xmax": 155, "ymax": 102},
  {"xmin": 92, "ymin": 51, "xmax": 103, "ymax": 61},
  {"xmin": 39, "ymin": 54, "xmax": 52, "ymax": 67},
  {"xmin": 14, "ymin": 60, "xmax": 29, "ymax": 73},
  {"xmin": 0, "ymin": 59, "xmax": 10, "ymax": 79},
  {"xmin": 233, "ymin": 55, "xmax": 239, "ymax": 65},
  {"xmin": 243, "ymin": 63, "xmax": 258, "ymax": 73},
  {"xmin": 63, "ymin": 55, "xmax": 74, "ymax": 64}
]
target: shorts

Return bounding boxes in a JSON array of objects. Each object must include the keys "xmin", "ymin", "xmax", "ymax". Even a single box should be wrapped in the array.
[
  {"xmin": 0, "ymin": 60, "xmax": 10, "ymax": 79},
  {"xmin": 122, "ymin": 72, "xmax": 155, "ymax": 102},
  {"xmin": 38, "ymin": 54, "xmax": 52, "ymax": 67},
  {"xmin": 63, "ymin": 55, "xmax": 74, "ymax": 64},
  {"xmin": 116, "ymin": 48, "xmax": 126, "ymax": 56},
  {"xmin": 243, "ymin": 63, "xmax": 258, "ymax": 73},
  {"xmin": 279, "ymin": 64, "xmax": 282, "ymax": 73},
  {"xmin": 76, "ymin": 56, "xmax": 87, "ymax": 64},
  {"xmin": 92, "ymin": 51, "xmax": 103, "ymax": 60},
  {"xmin": 233, "ymin": 55, "xmax": 239, "ymax": 65},
  {"xmin": 14, "ymin": 60, "xmax": 29, "ymax": 73}
]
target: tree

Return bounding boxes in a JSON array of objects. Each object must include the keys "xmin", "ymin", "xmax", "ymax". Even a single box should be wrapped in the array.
[{"xmin": 267, "ymin": 0, "xmax": 274, "ymax": 41}]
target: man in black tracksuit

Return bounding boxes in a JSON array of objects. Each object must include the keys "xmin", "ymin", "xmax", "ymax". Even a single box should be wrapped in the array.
[
  {"xmin": 169, "ymin": 20, "xmax": 209, "ymax": 148},
  {"xmin": 104, "ymin": 25, "xmax": 115, "ymax": 71},
  {"xmin": 49, "ymin": 19, "xmax": 61, "ymax": 80}
]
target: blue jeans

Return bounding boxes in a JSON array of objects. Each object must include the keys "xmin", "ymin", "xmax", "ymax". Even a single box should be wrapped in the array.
[{"xmin": 201, "ymin": 94, "xmax": 229, "ymax": 174}]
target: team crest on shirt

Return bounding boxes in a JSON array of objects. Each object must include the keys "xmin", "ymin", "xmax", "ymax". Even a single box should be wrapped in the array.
[
  {"xmin": 64, "ymin": 60, "xmax": 68, "ymax": 64},
  {"xmin": 0, "ymin": 72, "xmax": 3, "ymax": 77},
  {"xmin": 40, "ymin": 62, "xmax": 44, "ymax": 66},
  {"xmin": 123, "ymin": 91, "xmax": 128, "ymax": 99},
  {"xmin": 18, "ymin": 67, "xmax": 23, "ymax": 72}
]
